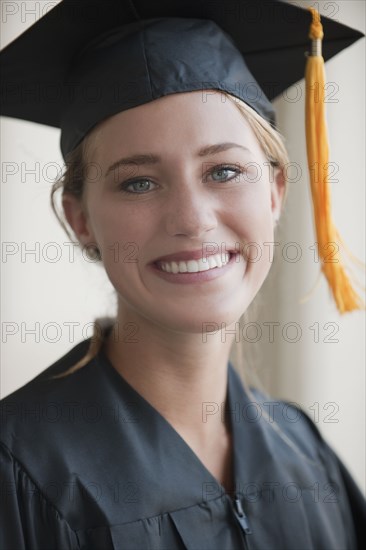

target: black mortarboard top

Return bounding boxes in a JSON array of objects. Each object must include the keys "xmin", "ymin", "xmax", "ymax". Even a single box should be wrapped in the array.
[{"xmin": 0, "ymin": 0, "xmax": 363, "ymax": 159}]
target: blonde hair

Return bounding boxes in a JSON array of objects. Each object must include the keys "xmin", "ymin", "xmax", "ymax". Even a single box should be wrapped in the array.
[
  {"xmin": 224, "ymin": 93, "xmax": 290, "ymax": 208},
  {"xmin": 51, "ymin": 93, "xmax": 290, "ymax": 378},
  {"xmin": 222, "ymin": 95, "xmax": 291, "ymax": 387}
]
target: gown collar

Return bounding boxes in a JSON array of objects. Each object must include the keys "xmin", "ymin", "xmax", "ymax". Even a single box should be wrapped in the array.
[{"xmin": 96, "ymin": 346, "xmax": 273, "ymax": 510}]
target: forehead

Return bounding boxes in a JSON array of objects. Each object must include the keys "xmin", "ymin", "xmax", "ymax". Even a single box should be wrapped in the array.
[{"xmin": 87, "ymin": 90, "xmax": 258, "ymax": 160}]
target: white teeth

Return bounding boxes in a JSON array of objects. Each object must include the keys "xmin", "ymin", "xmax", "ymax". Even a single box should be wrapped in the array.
[
  {"xmin": 159, "ymin": 253, "xmax": 230, "ymax": 274},
  {"xmin": 207, "ymin": 256, "xmax": 217, "ymax": 269},
  {"xmin": 178, "ymin": 261, "xmax": 188, "ymax": 273},
  {"xmin": 197, "ymin": 258, "xmax": 210, "ymax": 271},
  {"xmin": 187, "ymin": 260, "xmax": 198, "ymax": 273}
]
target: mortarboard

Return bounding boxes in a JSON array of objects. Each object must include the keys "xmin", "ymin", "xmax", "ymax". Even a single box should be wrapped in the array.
[
  {"xmin": 0, "ymin": 0, "xmax": 363, "ymax": 158},
  {"xmin": 0, "ymin": 0, "xmax": 364, "ymax": 312}
]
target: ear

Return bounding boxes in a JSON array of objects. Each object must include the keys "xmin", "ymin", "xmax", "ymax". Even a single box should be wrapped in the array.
[
  {"xmin": 270, "ymin": 167, "xmax": 286, "ymax": 225},
  {"xmin": 62, "ymin": 194, "xmax": 96, "ymax": 246}
]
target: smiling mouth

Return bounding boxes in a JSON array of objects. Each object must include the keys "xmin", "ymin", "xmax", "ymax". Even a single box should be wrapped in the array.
[{"xmin": 155, "ymin": 252, "xmax": 233, "ymax": 274}]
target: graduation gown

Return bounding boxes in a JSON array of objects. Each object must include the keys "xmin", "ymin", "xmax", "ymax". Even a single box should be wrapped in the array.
[{"xmin": 1, "ymin": 338, "xmax": 365, "ymax": 549}]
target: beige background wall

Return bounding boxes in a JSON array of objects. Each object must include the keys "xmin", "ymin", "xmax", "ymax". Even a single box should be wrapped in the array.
[
  {"xmin": 1, "ymin": 1, "xmax": 365, "ymax": 492},
  {"xmin": 253, "ymin": 0, "xmax": 365, "ymax": 493}
]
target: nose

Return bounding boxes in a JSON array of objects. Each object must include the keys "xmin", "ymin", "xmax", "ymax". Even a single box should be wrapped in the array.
[{"xmin": 164, "ymin": 181, "xmax": 217, "ymax": 238}]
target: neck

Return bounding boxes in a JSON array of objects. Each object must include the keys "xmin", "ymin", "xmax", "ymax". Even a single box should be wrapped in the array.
[{"xmin": 104, "ymin": 306, "xmax": 235, "ymax": 442}]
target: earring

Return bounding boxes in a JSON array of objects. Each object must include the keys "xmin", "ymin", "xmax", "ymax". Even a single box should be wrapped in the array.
[{"xmin": 84, "ymin": 243, "xmax": 101, "ymax": 261}]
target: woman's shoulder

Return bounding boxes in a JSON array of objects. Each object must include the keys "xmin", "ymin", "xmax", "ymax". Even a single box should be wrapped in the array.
[
  {"xmin": 229, "ymin": 368, "xmax": 329, "ymax": 466},
  {"xmin": 1, "ymin": 319, "xmax": 114, "ymax": 411},
  {"xmin": 248, "ymin": 385, "xmax": 327, "ymax": 457},
  {"xmin": 1, "ymin": 336, "xmax": 92, "ymax": 396},
  {"xmin": 0, "ymin": 338, "xmax": 97, "ymax": 453}
]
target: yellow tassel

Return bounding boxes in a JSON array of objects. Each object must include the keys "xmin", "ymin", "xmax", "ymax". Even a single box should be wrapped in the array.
[{"xmin": 305, "ymin": 7, "xmax": 365, "ymax": 313}]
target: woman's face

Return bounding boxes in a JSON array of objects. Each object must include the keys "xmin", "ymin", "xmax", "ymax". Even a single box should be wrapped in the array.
[{"xmin": 64, "ymin": 91, "xmax": 284, "ymax": 333}]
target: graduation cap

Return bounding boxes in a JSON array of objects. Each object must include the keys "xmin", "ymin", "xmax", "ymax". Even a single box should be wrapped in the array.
[{"xmin": 0, "ymin": 0, "xmax": 364, "ymax": 312}]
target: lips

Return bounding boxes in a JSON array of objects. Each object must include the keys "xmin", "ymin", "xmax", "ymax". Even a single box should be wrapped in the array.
[
  {"xmin": 149, "ymin": 250, "xmax": 239, "ymax": 284},
  {"xmin": 150, "ymin": 246, "xmax": 240, "ymax": 280}
]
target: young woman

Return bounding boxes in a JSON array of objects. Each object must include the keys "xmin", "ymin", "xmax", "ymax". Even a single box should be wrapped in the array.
[{"xmin": 1, "ymin": 1, "xmax": 365, "ymax": 548}]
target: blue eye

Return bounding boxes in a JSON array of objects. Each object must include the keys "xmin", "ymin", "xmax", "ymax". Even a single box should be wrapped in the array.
[
  {"xmin": 119, "ymin": 165, "xmax": 242, "ymax": 194},
  {"xmin": 209, "ymin": 166, "xmax": 242, "ymax": 182},
  {"xmin": 120, "ymin": 179, "xmax": 155, "ymax": 193}
]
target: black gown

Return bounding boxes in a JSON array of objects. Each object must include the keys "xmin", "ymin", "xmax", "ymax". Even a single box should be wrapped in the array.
[{"xmin": 1, "ymin": 337, "xmax": 365, "ymax": 549}]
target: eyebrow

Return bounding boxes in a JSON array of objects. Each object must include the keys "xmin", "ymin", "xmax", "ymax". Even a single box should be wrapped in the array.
[{"xmin": 105, "ymin": 142, "xmax": 250, "ymax": 176}]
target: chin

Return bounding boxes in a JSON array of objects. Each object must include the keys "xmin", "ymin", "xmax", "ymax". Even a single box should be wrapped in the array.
[{"xmin": 146, "ymin": 304, "xmax": 247, "ymax": 337}]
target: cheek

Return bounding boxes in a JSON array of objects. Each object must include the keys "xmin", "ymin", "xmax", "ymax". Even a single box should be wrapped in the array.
[
  {"xmin": 87, "ymin": 199, "xmax": 151, "ymax": 251},
  {"xmin": 223, "ymin": 183, "xmax": 274, "ymax": 239},
  {"xmin": 222, "ymin": 184, "xmax": 275, "ymax": 281},
  {"xmin": 88, "ymin": 205, "xmax": 146, "ymax": 302},
  {"xmin": 86, "ymin": 200, "xmax": 159, "ymax": 295}
]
